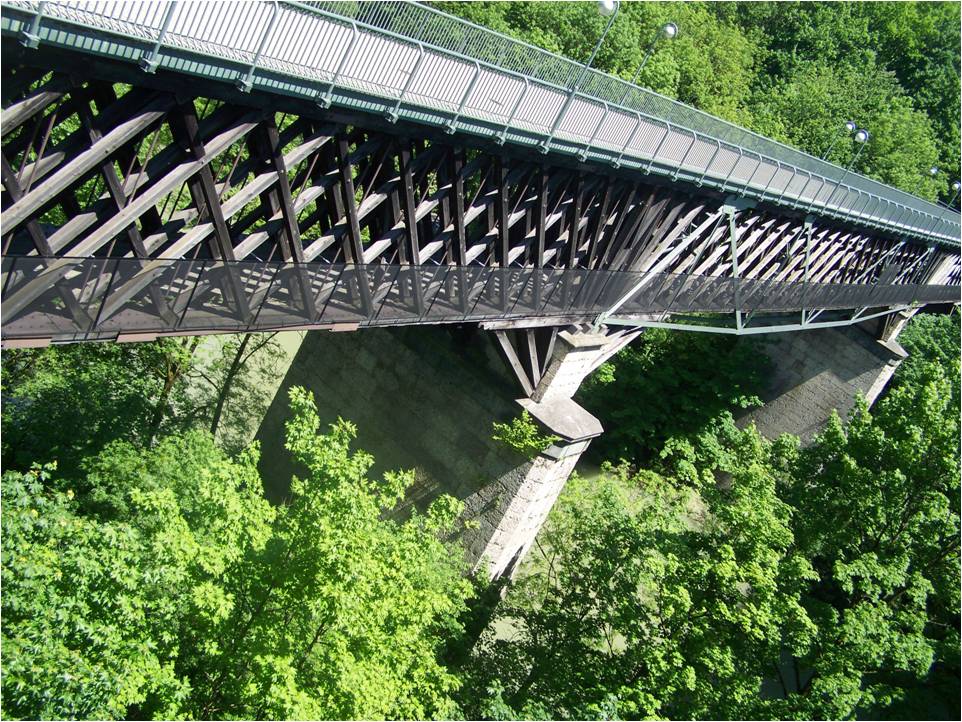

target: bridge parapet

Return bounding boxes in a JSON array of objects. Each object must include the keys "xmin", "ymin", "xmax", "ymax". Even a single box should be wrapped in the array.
[{"xmin": 2, "ymin": 0, "xmax": 959, "ymax": 245}]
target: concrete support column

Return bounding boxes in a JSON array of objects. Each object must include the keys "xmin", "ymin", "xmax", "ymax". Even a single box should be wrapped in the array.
[
  {"xmin": 480, "ymin": 328, "xmax": 639, "ymax": 578},
  {"xmin": 252, "ymin": 325, "xmax": 639, "ymax": 582},
  {"xmin": 737, "ymin": 324, "xmax": 907, "ymax": 444}
]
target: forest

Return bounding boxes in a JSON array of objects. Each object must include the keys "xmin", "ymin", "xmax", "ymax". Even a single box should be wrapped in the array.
[{"xmin": 1, "ymin": 2, "xmax": 960, "ymax": 720}]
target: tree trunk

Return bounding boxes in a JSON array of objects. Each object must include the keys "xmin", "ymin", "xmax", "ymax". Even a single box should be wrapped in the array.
[{"xmin": 209, "ymin": 333, "xmax": 252, "ymax": 437}]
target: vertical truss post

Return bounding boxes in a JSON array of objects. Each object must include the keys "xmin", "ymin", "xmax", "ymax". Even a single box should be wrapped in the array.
[
  {"xmin": 800, "ymin": 216, "xmax": 814, "ymax": 324},
  {"xmin": 237, "ymin": 0, "xmax": 281, "ymax": 93},
  {"xmin": 722, "ymin": 203, "xmax": 743, "ymax": 331},
  {"xmin": 140, "ymin": 1, "xmax": 179, "ymax": 73}
]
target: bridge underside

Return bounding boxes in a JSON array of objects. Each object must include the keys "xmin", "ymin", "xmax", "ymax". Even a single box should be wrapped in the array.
[{"xmin": 1, "ymin": 47, "xmax": 959, "ymax": 346}]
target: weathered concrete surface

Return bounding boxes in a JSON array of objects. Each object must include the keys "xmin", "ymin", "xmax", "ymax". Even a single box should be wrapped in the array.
[
  {"xmin": 254, "ymin": 325, "xmax": 627, "ymax": 577},
  {"xmin": 739, "ymin": 324, "xmax": 907, "ymax": 443}
]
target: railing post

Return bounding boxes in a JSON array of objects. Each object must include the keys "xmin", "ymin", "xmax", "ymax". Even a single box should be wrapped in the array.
[
  {"xmin": 139, "ymin": 1, "xmax": 179, "ymax": 73},
  {"xmin": 387, "ymin": 43, "xmax": 425, "ymax": 123},
  {"xmin": 670, "ymin": 129, "xmax": 699, "ymax": 181},
  {"xmin": 496, "ymin": 77, "xmax": 529, "ymax": 145},
  {"xmin": 578, "ymin": 101, "xmax": 609, "ymax": 161},
  {"xmin": 317, "ymin": 21, "xmax": 359, "ymax": 108},
  {"xmin": 758, "ymin": 160, "xmax": 782, "ymax": 202},
  {"xmin": 773, "ymin": 166, "xmax": 798, "ymax": 205},
  {"xmin": 237, "ymin": 0, "xmax": 281, "ymax": 93},
  {"xmin": 718, "ymin": 146, "xmax": 746, "ymax": 195},
  {"xmin": 612, "ymin": 112, "xmax": 642, "ymax": 169},
  {"xmin": 446, "ymin": 61, "xmax": 482, "ymax": 134},
  {"xmin": 21, "ymin": 1, "xmax": 45, "ymax": 48},
  {"xmin": 644, "ymin": 121, "xmax": 674, "ymax": 175},
  {"xmin": 696, "ymin": 139, "xmax": 723, "ymax": 187}
]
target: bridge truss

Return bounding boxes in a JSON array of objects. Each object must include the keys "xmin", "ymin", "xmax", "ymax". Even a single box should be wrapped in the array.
[{"xmin": 1, "ymin": 43, "xmax": 959, "ymax": 346}]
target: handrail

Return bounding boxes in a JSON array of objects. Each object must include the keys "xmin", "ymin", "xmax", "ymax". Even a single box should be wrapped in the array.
[{"xmin": 2, "ymin": 0, "xmax": 959, "ymax": 247}]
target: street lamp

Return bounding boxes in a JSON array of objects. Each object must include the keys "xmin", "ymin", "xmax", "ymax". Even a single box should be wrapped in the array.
[
  {"xmin": 620, "ymin": 21, "xmax": 678, "ymax": 102},
  {"xmin": 821, "ymin": 119, "xmax": 857, "ymax": 160},
  {"xmin": 816, "ymin": 127, "xmax": 869, "ymax": 214},
  {"xmin": 950, "ymin": 180, "xmax": 962, "ymax": 208},
  {"xmin": 541, "ymin": 0, "xmax": 620, "ymax": 152}
]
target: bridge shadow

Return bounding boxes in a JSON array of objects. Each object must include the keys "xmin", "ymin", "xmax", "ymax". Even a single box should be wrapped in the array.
[{"xmin": 254, "ymin": 324, "xmax": 531, "ymax": 563}]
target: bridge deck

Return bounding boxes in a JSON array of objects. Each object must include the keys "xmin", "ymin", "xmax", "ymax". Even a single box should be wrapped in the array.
[{"xmin": 2, "ymin": 0, "xmax": 958, "ymax": 246}]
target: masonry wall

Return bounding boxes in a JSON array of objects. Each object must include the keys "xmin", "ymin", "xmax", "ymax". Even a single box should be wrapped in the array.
[
  {"xmin": 738, "ymin": 324, "xmax": 907, "ymax": 443},
  {"xmin": 254, "ymin": 325, "xmax": 548, "ymax": 568}
]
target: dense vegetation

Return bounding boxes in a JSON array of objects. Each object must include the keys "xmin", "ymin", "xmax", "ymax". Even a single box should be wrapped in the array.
[
  {"xmin": 440, "ymin": 1, "xmax": 960, "ymax": 202},
  {"xmin": 455, "ymin": 312, "xmax": 960, "ymax": 720}
]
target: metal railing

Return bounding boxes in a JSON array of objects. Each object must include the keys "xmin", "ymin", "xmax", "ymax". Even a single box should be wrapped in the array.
[
  {"xmin": 2, "ymin": 256, "xmax": 958, "ymax": 344},
  {"xmin": 2, "ymin": 0, "xmax": 960, "ymax": 247}
]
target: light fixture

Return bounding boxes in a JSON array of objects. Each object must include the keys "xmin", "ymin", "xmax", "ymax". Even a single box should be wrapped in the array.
[
  {"xmin": 854, "ymin": 128, "xmax": 870, "ymax": 143},
  {"xmin": 822, "ymin": 120, "xmax": 859, "ymax": 159},
  {"xmin": 620, "ymin": 19, "xmax": 679, "ymax": 100},
  {"xmin": 929, "ymin": 166, "xmax": 939, "ymax": 176},
  {"xmin": 597, "ymin": 0, "xmax": 618, "ymax": 17}
]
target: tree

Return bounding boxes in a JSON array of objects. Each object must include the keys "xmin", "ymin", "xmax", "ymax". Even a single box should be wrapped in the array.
[
  {"xmin": 770, "ymin": 354, "xmax": 959, "ymax": 719},
  {"xmin": 1, "ymin": 339, "xmax": 200, "ymax": 477},
  {"xmin": 1, "ymin": 387, "xmax": 473, "ymax": 720},
  {"xmin": 186, "ymin": 332, "xmax": 288, "ymax": 453},
  {"xmin": 890, "ymin": 310, "xmax": 961, "ymax": 393},
  {"xmin": 440, "ymin": 1, "xmax": 959, "ymax": 200},
  {"xmin": 1, "ymin": 432, "xmax": 274, "ymax": 719},
  {"xmin": 578, "ymin": 327, "xmax": 770, "ymax": 464},
  {"xmin": 458, "ymin": 414, "xmax": 813, "ymax": 720}
]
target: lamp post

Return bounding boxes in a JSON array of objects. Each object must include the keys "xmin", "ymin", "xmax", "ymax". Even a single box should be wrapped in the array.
[
  {"xmin": 619, "ymin": 21, "xmax": 678, "ymax": 102},
  {"xmin": 949, "ymin": 180, "xmax": 961, "ymax": 209},
  {"xmin": 816, "ymin": 127, "xmax": 869, "ymax": 215},
  {"xmin": 540, "ymin": 0, "xmax": 620, "ymax": 153},
  {"xmin": 821, "ymin": 119, "xmax": 857, "ymax": 160}
]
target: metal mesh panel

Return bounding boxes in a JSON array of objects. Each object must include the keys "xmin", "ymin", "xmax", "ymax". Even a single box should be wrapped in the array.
[{"xmin": 3, "ymin": 257, "xmax": 957, "ymax": 342}]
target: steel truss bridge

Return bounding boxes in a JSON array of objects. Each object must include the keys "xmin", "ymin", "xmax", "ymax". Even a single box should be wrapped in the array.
[{"xmin": 1, "ymin": 0, "xmax": 959, "ymax": 348}]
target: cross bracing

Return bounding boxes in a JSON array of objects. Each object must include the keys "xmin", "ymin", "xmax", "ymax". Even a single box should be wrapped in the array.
[
  {"xmin": 0, "ymin": 4, "xmax": 959, "ymax": 346},
  {"xmin": 1, "ymin": 0, "xmax": 959, "ymax": 244}
]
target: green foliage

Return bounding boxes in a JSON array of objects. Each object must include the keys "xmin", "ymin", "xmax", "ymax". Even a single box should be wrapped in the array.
[
  {"xmin": 491, "ymin": 410, "xmax": 559, "ymax": 457},
  {"xmin": 891, "ymin": 310, "xmax": 961, "ymax": 392},
  {"xmin": 1, "ymin": 339, "xmax": 200, "ymax": 477},
  {"xmin": 579, "ymin": 328, "xmax": 769, "ymax": 464},
  {"xmin": 769, "ymin": 356, "xmax": 960, "ymax": 719},
  {"xmin": 439, "ymin": 1, "xmax": 960, "ymax": 201},
  {"xmin": 1, "ymin": 387, "xmax": 472, "ymax": 720},
  {"xmin": 1, "ymin": 433, "xmax": 273, "ymax": 719},
  {"xmin": 459, "ymin": 416, "xmax": 812, "ymax": 720}
]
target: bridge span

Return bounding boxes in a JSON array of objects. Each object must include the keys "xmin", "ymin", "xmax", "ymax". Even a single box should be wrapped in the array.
[{"xmin": 0, "ymin": 0, "xmax": 959, "ymax": 348}]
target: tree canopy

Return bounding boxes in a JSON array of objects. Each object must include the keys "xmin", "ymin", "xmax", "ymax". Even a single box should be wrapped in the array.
[
  {"xmin": 1, "ymin": 388, "xmax": 472, "ymax": 720},
  {"xmin": 439, "ymin": 1, "xmax": 960, "ymax": 202}
]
